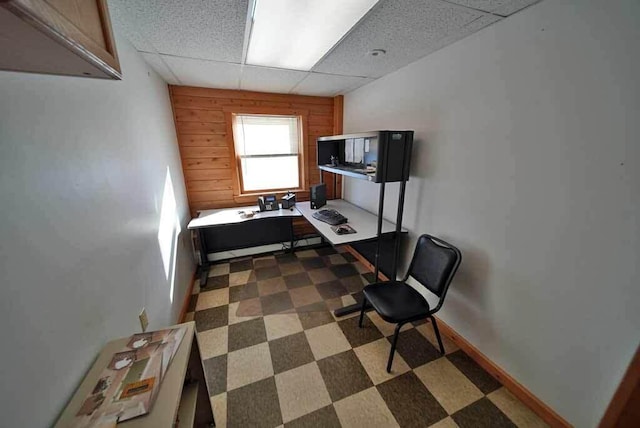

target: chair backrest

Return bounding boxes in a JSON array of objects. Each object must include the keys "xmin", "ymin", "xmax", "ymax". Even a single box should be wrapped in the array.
[{"xmin": 406, "ymin": 234, "xmax": 461, "ymax": 306}]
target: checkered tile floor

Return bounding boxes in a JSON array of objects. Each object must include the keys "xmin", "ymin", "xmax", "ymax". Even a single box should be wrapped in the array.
[{"xmin": 184, "ymin": 247, "xmax": 547, "ymax": 428}]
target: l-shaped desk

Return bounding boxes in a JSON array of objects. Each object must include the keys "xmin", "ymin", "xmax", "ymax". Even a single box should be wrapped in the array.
[
  {"xmin": 188, "ymin": 199, "xmax": 406, "ymax": 315},
  {"xmin": 187, "ymin": 205, "xmax": 302, "ymax": 285}
]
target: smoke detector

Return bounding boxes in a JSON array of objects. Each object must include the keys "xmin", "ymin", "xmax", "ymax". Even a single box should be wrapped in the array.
[{"xmin": 368, "ymin": 49, "xmax": 386, "ymax": 57}]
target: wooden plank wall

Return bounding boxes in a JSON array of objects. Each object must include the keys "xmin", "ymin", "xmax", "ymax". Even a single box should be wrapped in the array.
[{"xmin": 169, "ymin": 86, "xmax": 344, "ymax": 237}]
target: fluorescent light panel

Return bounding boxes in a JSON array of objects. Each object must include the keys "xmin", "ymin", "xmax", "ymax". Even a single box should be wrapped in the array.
[{"xmin": 247, "ymin": 0, "xmax": 378, "ymax": 71}]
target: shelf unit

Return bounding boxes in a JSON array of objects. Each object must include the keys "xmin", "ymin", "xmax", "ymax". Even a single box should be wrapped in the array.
[{"xmin": 316, "ymin": 130, "xmax": 413, "ymax": 304}]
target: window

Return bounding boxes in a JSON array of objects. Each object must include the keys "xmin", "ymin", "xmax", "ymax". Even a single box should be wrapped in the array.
[{"xmin": 232, "ymin": 114, "xmax": 302, "ymax": 193}]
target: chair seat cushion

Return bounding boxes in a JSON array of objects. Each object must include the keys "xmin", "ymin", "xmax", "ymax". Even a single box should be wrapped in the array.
[{"xmin": 363, "ymin": 281, "xmax": 431, "ymax": 324}]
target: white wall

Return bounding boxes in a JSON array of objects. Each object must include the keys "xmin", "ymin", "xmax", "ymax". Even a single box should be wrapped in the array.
[
  {"xmin": 0, "ymin": 39, "xmax": 194, "ymax": 426},
  {"xmin": 343, "ymin": 0, "xmax": 639, "ymax": 426}
]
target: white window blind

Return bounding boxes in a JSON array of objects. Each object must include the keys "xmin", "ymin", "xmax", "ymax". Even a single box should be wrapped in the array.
[{"xmin": 232, "ymin": 115, "xmax": 301, "ymax": 192}]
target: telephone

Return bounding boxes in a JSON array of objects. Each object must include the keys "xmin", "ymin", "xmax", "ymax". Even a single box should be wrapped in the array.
[{"xmin": 258, "ymin": 194, "xmax": 278, "ymax": 211}]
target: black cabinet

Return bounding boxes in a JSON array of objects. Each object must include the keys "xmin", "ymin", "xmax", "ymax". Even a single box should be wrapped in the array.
[{"xmin": 317, "ymin": 131, "xmax": 413, "ymax": 183}]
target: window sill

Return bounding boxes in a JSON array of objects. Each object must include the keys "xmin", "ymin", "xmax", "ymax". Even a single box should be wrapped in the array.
[{"xmin": 237, "ymin": 188, "xmax": 307, "ymax": 198}]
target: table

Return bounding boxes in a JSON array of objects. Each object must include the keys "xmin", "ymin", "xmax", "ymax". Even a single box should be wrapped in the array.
[
  {"xmin": 297, "ymin": 199, "xmax": 407, "ymax": 316},
  {"xmin": 188, "ymin": 205, "xmax": 302, "ymax": 286},
  {"xmin": 296, "ymin": 199, "xmax": 405, "ymax": 245},
  {"xmin": 55, "ymin": 322, "xmax": 214, "ymax": 428}
]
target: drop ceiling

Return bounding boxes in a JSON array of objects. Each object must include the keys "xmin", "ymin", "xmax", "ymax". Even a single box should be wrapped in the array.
[{"xmin": 108, "ymin": 0, "xmax": 540, "ymax": 96}]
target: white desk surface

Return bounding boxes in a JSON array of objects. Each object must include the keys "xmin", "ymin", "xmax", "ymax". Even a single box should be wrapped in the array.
[
  {"xmin": 55, "ymin": 322, "xmax": 195, "ymax": 428},
  {"xmin": 187, "ymin": 205, "xmax": 302, "ymax": 229},
  {"xmin": 296, "ymin": 199, "xmax": 406, "ymax": 245}
]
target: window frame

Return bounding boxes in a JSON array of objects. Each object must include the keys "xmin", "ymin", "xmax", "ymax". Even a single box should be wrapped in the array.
[{"xmin": 225, "ymin": 108, "xmax": 309, "ymax": 198}]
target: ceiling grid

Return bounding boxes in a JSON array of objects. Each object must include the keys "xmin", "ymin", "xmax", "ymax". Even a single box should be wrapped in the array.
[{"xmin": 108, "ymin": 0, "xmax": 540, "ymax": 96}]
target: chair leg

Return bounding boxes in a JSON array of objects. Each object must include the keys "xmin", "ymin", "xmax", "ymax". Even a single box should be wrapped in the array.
[
  {"xmin": 358, "ymin": 296, "xmax": 367, "ymax": 328},
  {"xmin": 387, "ymin": 323, "xmax": 403, "ymax": 373},
  {"xmin": 429, "ymin": 315, "xmax": 445, "ymax": 354}
]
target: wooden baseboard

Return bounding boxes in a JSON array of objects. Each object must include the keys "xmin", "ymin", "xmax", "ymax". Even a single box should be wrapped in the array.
[
  {"xmin": 599, "ymin": 344, "xmax": 640, "ymax": 428},
  {"xmin": 178, "ymin": 270, "xmax": 197, "ymax": 323},
  {"xmin": 344, "ymin": 245, "xmax": 390, "ymax": 281},
  {"xmin": 345, "ymin": 244, "xmax": 571, "ymax": 428},
  {"xmin": 434, "ymin": 317, "xmax": 571, "ymax": 427}
]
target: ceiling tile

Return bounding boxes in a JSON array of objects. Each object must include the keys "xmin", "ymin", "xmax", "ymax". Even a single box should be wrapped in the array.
[
  {"xmin": 441, "ymin": 0, "xmax": 510, "ymax": 13},
  {"xmin": 240, "ymin": 66, "xmax": 308, "ymax": 93},
  {"xmin": 313, "ymin": 0, "xmax": 483, "ymax": 78},
  {"xmin": 108, "ymin": 0, "xmax": 248, "ymax": 62},
  {"xmin": 107, "ymin": 1, "xmax": 155, "ymax": 52},
  {"xmin": 420, "ymin": 14, "xmax": 502, "ymax": 57},
  {"xmin": 293, "ymin": 73, "xmax": 374, "ymax": 96},
  {"xmin": 492, "ymin": 0, "xmax": 541, "ymax": 16},
  {"xmin": 162, "ymin": 56, "xmax": 241, "ymax": 89},
  {"xmin": 140, "ymin": 53, "xmax": 180, "ymax": 85},
  {"xmin": 443, "ymin": 0, "xmax": 539, "ymax": 15}
]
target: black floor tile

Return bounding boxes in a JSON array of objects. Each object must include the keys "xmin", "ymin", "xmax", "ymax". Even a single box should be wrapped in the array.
[
  {"xmin": 269, "ymin": 332, "xmax": 315, "ymax": 374},
  {"xmin": 316, "ymin": 280, "xmax": 349, "ymax": 300},
  {"xmin": 206, "ymin": 274, "xmax": 229, "ymax": 289},
  {"xmin": 284, "ymin": 405, "xmax": 341, "ymax": 428},
  {"xmin": 254, "ymin": 258, "xmax": 277, "ymax": 269},
  {"xmin": 447, "ymin": 350, "xmax": 502, "ymax": 394},
  {"xmin": 341, "ymin": 275, "xmax": 366, "ymax": 294},
  {"xmin": 330, "ymin": 263, "xmax": 359, "ymax": 278},
  {"xmin": 315, "ymin": 246, "xmax": 338, "ymax": 256},
  {"xmin": 452, "ymin": 397, "xmax": 517, "ymax": 428},
  {"xmin": 227, "ymin": 377, "xmax": 283, "ymax": 428},
  {"xmin": 260, "ymin": 291, "xmax": 294, "ymax": 315},
  {"xmin": 301, "ymin": 257, "xmax": 326, "ymax": 270},
  {"xmin": 187, "ymin": 294, "xmax": 198, "ymax": 312},
  {"xmin": 283, "ymin": 272, "xmax": 312, "ymax": 289},
  {"xmin": 389, "ymin": 328, "xmax": 442, "ymax": 368},
  {"xmin": 317, "ymin": 350, "xmax": 373, "ymax": 402},
  {"xmin": 229, "ymin": 282, "xmax": 259, "ymax": 303},
  {"xmin": 342, "ymin": 252, "xmax": 357, "ymax": 262},
  {"xmin": 228, "ymin": 318, "xmax": 267, "ymax": 352},
  {"xmin": 203, "ymin": 354, "xmax": 227, "ymax": 396},
  {"xmin": 194, "ymin": 305, "xmax": 229, "ymax": 332},
  {"xmin": 230, "ymin": 258, "xmax": 253, "ymax": 273},
  {"xmin": 377, "ymin": 372, "xmax": 448, "ymax": 427},
  {"xmin": 338, "ymin": 316, "xmax": 384, "ymax": 348},
  {"xmin": 298, "ymin": 309, "xmax": 334, "ymax": 330},
  {"xmin": 255, "ymin": 266, "xmax": 281, "ymax": 281}
]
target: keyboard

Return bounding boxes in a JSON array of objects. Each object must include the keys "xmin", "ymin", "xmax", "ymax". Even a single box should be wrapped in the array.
[{"xmin": 312, "ymin": 209, "xmax": 348, "ymax": 225}]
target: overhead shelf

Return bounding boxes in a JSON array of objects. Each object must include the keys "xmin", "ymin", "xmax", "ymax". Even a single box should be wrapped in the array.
[
  {"xmin": 318, "ymin": 164, "xmax": 376, "ymax": 181},
  {"xmin": 316, "ymin": 130, "xmax": 414, "ymax": 281}
]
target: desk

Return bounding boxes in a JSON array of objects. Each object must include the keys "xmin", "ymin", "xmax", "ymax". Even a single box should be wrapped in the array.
[
  {"xmin": 188, "ymin": 205, "xmax": 302, "ymax": 286},
  {"xmin": 296, "ymin": 199, "xmax": 405, "ymax": 245},
  {"xmin": 55, "ymin": 322, "xmax": 214, "ymax": 428},
  {"xmin": 298, "ymin": 199, "xmax": 407, "ymax": 317}
]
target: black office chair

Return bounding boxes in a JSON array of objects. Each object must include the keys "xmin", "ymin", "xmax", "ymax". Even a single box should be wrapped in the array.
[{"xmin": 358, "ymin": 234, "xmax": 462, "ymax": 373}]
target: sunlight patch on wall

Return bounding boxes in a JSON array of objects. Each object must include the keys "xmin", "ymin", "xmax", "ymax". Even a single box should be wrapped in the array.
[{"xmin": 157, "ymin": 167, "xmax": 182, "ymax": 302}]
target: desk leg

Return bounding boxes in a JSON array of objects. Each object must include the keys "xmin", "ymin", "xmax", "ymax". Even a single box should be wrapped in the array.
[
  {"xmin": 289, "ymin": 218, "xmax": 295, "ymax": 253},
  {"xmin": 334, "ymin": 303, "xmax": 362, "ymax": 317},
  {"xmin": 334, "ymin": 294, "xmax": 375, "ymax": 317},
  {"xmin": 197, "ymin": 229, "xmax": 210, "ymax": 288}
]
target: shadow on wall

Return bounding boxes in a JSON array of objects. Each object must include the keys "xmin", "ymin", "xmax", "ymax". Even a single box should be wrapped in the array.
[
  {"xmin": 441, "ymin": 238, "xmax": 497, "ymax": 339},
  {"xmin": 157, "ymin": 166, "xmax": 182, "ymax": 304},
  {"xmin": 404, "ymin": 116, "xmax": 442, "ymax": 242}
]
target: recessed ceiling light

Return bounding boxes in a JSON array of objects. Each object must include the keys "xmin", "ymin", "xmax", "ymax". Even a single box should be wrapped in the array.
[{"xmin": 246, "ymin": 0, "xmax": 379, "ymax": 71}]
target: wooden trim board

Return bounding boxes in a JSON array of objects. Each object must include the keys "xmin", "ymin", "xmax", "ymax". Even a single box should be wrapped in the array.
[
  {"xmin": 599, "ymin": 344, "xmax": 640, "ymax": 428},
  {"xmin": 344, "ymin": 243, "xmax": 572, "ymax": 428}
]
